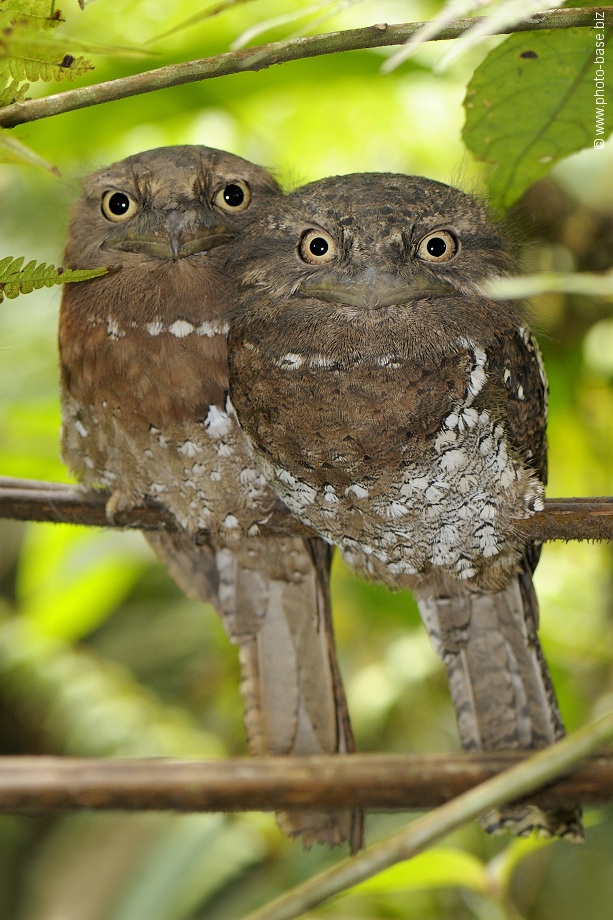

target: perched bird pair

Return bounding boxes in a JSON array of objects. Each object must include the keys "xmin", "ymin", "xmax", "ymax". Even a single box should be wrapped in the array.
[{"xmin": 59, "ymin": 145, "xmax": 582, "ymax": 847}]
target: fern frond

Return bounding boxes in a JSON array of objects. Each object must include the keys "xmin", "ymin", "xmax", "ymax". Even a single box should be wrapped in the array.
[
  {"xmin": 0, "ymin": 44, "xmax": 93, "ymax": 83},
  {"xmin": 0, "ymin": 0, "xmax": 63, "ymax": 33},
  {"xmin": 0, "ymin": 0, "xmax": 83, "ymax": 110},
  {"xmin": 0, "ymin": 257, "xmax": 108, "ymax": 302},
  {"xmin": 0, "ymin": 76, "xmax": 29, "ymax": 106}
]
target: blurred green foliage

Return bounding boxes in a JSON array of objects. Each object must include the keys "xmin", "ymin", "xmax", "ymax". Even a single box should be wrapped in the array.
[{"xmin": 0, "ymin": 1, "xmax": 612, "ymax": 918}]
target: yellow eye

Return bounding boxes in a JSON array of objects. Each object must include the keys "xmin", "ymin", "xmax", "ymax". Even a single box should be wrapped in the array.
[
  {"xmin": 298, "ymin": 229, "xmax": 338, "ymax": 264},
  {"xmin": 416, "ymin": 229, "xmax": 459, "ymax": 263},
  {"xmin": 101, "ymin": 190, "xmax": 139, "ymax": 222},
  {"xmin": 213, "ymin": 180, "xmax": 252, "ymax": 212}
]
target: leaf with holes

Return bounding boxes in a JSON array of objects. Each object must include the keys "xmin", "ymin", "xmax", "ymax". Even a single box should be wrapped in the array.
[{"xmin": 463, "ymin": 28, "xmax": 613, "ymax": 209}]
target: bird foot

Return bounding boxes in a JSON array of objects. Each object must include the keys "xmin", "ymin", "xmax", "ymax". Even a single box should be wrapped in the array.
[{"xmin": 105, "ymin": 488, "xmax": 143, "ymax": 525}]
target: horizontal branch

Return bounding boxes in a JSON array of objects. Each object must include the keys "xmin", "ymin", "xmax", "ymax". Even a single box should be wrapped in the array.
[
  {"xmin": 0, "ymin": 7, "xmax": 606, "ymax": 127},
  {"xmin": 0, "ymin": 752, "xmax": 611, "ymax": 814},
  {"xmin": 0, "ymin": 477, "xmax": 612, "ymax": 543}
]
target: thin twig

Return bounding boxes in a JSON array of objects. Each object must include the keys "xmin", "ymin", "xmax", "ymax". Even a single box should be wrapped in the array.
[
  {"xmin": 0, "ymin": 750, "xmax": 611, "ymax": 813},
  {"xmin": 0, "ymin": 477, "xmax": 611, "ymax": 542},
  {"xmin": 0, "ymin": 8, "xmax": 607, "ymax": 127},
  {"xmin": 244, "ymin": 713, "xmax": 613, "ymax": 920}
]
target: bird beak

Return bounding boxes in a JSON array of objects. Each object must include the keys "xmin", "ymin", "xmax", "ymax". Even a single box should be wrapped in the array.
[
  {"xmin": 105, "ymin": 215, "xmax": 233, "ymax": 260},
  {"xmin": 298, "ymin": 268, "xmax": 455, "ymax": 309}
]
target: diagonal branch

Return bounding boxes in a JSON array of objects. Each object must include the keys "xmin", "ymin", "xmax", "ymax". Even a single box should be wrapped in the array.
[
  {"xmin": 243, "ymin": 713, "xmax": 613, "ymax": 920},
  {"xmin": 0, "ymin": 477, "xmax": 612, "ymax": 543},
  {"xmin": 0, "ymin": 751, "xmax": 612, "ymax": 814},
  {"xmin": 0, "ymin": 8, "xmax": 607, "ymax": 128}
]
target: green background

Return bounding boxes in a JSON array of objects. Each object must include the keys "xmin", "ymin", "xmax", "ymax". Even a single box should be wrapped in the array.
[{"xmin": 1, "ymin": 1, "xmax": 612, "ymax": 918}]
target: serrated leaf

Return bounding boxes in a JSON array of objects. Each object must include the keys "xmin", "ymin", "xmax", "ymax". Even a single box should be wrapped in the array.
[
  {"xmin": 0, "ymin": 40, "xmax": 94, "ymax": 82},
  {"xmin": 0, "ymin": 255, "xmax": 108, "ymax": 301},
  {"xmin": 463, "ymin": 28, "xmax": 613, "ymax": 208},
  {"xmin": 0, "ymin": 0, "xmax": 62, "ymax": 33},
  {"xmin": 0, "ymin": 130, "xmax": 57, "ymax": 170},
  {"xmin": 0, "ymin": 76, "xmax": 29, "ymax": 106}
]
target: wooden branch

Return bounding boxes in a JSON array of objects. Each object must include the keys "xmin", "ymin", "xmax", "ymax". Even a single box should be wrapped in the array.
[
  {"xmin": 0, "ymin": 477, "xmax": 612, "ymax": 543},
  {"xmin": 0, "ymin": 476, "xmax": 311, "ymax": 538},
  {"xmin": 0, "ymin": 476, "xmax": 182, "ymax": 533},
  {"xmin": 0, "ymin": 752, "xmax": 611, "ymax": 814},
  {"xmin": 243, "ymin": 715, "xmax": 613, "ymax": 920},
  {"xmin": 0, "ymin": 8, "xmax": 607, "ymax": 128}
]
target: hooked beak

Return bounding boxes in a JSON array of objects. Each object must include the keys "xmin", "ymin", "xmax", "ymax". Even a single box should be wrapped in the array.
[
  {"xmin": 105, "ymin": 213, "xmax": 233, "ymax": 260},
  {"xmin": 298, "ymin": 268, "xmax": 455, "ymax": 309}
]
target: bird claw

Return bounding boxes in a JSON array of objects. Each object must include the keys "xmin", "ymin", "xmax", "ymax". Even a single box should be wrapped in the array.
[{"xmin": 105, "ymin": 488, "xmax": 141, "ymax": 525}]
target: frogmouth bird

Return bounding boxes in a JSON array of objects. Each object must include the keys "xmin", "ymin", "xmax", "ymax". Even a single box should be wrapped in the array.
[
  {"xmin": 227, "ymin": 172, "xmax": 582, "ymax": 840},
  {"xmin": 59, "ymin": 147, "xmax": 362, "ymax": 850}
]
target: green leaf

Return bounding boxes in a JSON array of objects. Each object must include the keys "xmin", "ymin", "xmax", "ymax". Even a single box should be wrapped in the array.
[
  {"xmin": 463, "ymin": 28, "xmax": 613, "ymax": 208},
  {"xmin": 0, "ymin": 0, "xmax": 62, "ymax": 33},
  {"xmin": 0, "ymin": 129, "xmax": 58, "ymax": 168},
  {"xmin": 16, "ymin": 524, "xmax": 142, "ymax": 641},
  {"xmin": 111, "ymin": 817, "xmax": 265, "ymax": 920},
  {"xmin": 0, "ymin": 255, "xmax": 108, "ymax": 301},
  {"xmin": 0, "ymin": 0, "xmax": 92, "ymax": 109},
  {"xmin": 0, "ymin": 40, "xmax": 94, "ymax": 83},
  {"xmin": 350, "ymin": 847, "xmax": 488, "ymax": 895},
  {"xmin": 0, "ymin": 76, "xmax": 29, "ymax": 105},
  {"xmin": 486, "ymin": 835, "xmax": 554, "ymax": 895}
]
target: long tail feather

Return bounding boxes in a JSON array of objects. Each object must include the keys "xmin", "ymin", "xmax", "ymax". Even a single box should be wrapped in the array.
[
  {"xmin": 148, "ymin": 532, "xmax": 363, "ymax": 851},
  {"xmin": 416, "ymin": 569, "xmax": 583, "ymax": 840}
]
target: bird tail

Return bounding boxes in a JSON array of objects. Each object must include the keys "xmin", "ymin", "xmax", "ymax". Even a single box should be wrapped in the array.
[
  {"xmin": 416, "ymin": 568, "xmax": 583, "ymax": 841},
  {"xmin": 216, "ymin": 537, "xmax": 363, "ymax": 852},
  {"xmin": 147, "ymin": 531, "xmax": 363, "ymax": 851},
  {"xmin": 146, "ymin": 531, "xmax": 221, "ymax": 606}
]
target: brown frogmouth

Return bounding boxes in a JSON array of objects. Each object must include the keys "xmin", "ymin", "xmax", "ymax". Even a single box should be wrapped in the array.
[
  {"xmin": 59, "ymin": 147, "xmax": 362, "ymax": 850},
  {"xmin": 228, "ymin": 172, "xmax": 582, "ymax": 840}
]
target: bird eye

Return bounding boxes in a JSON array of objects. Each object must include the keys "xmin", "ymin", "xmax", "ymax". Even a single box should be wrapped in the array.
[
  {"xmin": 416, "ymin": 229, "xmax": 459, "ymax": 263},
  {"xmin": 213, "ymin": 180, "xmax": 252, "ymax": 213},
  {"xmin": 101, "ymin": 190, "xmax": 139, "ymax": 222},
  {"xmin": 298, "ymin": 229, "xmax": 338, "ymax": 265}
]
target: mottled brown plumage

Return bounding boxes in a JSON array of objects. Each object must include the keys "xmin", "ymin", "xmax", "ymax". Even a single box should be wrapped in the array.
[
  {"xmin": 228, "ymin": 173, "xmax": 582, "ymax": 840},
  {"xmin": 59, "ymin": 147, "xmax": 362, "ymax": 850}
]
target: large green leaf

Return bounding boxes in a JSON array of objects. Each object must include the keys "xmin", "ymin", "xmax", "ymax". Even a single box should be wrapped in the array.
[
  {"xmin": 350, "ymin": 847, "xmax": 488, "ymax": 895},
  {"xmin": 463, "ymin": 28, "xmax": 613, "ymax": 208}
]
